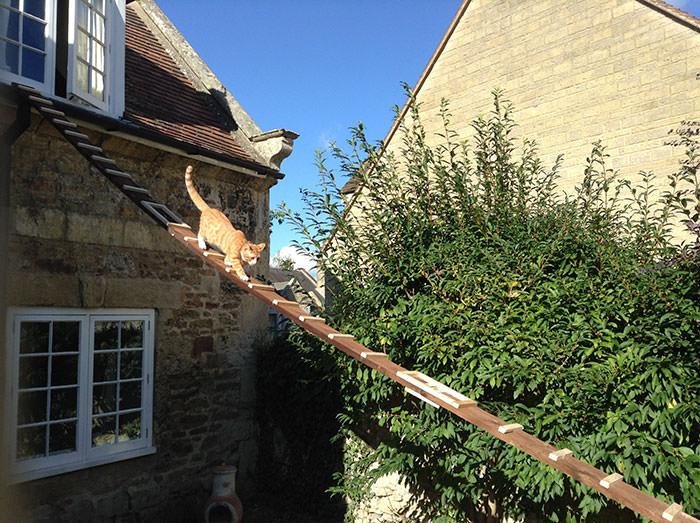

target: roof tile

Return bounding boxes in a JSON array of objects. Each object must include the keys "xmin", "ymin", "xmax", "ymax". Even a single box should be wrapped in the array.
[{"xmin": 124, "ymin": 5, "xmax": 258, "ymax": 166}]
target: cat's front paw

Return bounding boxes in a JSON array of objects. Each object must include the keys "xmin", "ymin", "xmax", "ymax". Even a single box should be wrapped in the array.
[{"xmin": 238, "ymin": 273, "xmax": 250, "ymax": 282}]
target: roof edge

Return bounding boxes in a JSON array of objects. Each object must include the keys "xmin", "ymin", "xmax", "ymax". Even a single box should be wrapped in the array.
[{"xmin": 636, "ymin": 0, "xmax": 700, "ymax": 33}]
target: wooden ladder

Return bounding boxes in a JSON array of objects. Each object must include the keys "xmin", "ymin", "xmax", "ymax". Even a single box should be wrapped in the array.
[{"xmin": 14, "ymin": 83, "xmax": 698, "ymax": 523}]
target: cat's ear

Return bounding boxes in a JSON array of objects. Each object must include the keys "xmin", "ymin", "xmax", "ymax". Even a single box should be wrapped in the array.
[{"xmin": 255, "ymin": 243, "xmax": 266, "ymax": 252}]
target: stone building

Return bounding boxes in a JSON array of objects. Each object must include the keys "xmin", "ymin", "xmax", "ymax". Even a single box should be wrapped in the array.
[
  {"xmin": 0, "ymin": 0, "xmax": 295, "ymax": 520},
  {"xmin": 344, "ymin": 0, "xmax": 700, "ymax": 201}
]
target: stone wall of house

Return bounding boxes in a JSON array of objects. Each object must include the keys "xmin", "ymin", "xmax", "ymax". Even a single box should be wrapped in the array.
[
  {"xmin": 391, "ymin": 0, "xmax": 700, "ymax": 199},
  {"xmin": 1, "ymin": 113, "xmax": 273, "ymax": 522}
]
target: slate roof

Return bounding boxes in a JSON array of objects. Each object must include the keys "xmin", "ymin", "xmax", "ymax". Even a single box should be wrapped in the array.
[{"xmin": 124, "ymin": 4, "xmax": 258, "ymax": 167}]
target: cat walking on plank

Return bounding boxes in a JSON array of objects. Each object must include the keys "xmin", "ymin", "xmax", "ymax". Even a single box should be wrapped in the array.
[{"xmin": 185, "ymin": 165, "xmax": 265, "ymax": 281}]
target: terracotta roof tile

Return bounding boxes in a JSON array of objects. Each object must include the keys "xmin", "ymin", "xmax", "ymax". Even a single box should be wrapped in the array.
[{"xmin": 124, "ymin": 5, "xmax": 259, "ymax": 166}]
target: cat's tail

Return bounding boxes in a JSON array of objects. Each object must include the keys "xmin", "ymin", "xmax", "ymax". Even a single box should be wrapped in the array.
[{"xmin": 185, "ymin": 165, "xmax": 209, "ymax": 211}]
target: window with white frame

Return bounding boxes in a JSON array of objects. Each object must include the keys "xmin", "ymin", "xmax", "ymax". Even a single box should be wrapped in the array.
[
  {"xmin": 5, "ymin": 308, "xmax": 155, "ymax": 482},
  {"xmin": 0, "ymin": 0, "xmax": 124, "ymax": 115}
]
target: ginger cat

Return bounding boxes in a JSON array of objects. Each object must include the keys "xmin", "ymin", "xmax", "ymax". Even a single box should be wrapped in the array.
[{"xmin": 185, "ymin": 165, "xmax": 265, "ymax": 281}]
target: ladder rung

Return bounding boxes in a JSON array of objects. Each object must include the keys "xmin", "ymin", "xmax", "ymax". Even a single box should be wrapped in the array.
[
  {"xmin": 77, "ymin": 142, "xmax": 103, "ymax": 152},
  {"xmin": 64, "ymin": 130, "xmax": 90, "ymax": 140},
  {"xmin": 498, "ymin": 423, "xmax": 523, "ymax": 434},
  {"xmin": 16, "ymin": 83, "xmax": 39, "ymax": 93},
  {"xmin": 53, "ymin": 118, "xmax": 78, "ymax": 128},
  {"xmin": 104, "ymin": 169, "xmax": 134, "ymax": 180},
  {"xmin": 599, "ymin": 473, "xmax": 623, "ymax": 489},
  {"xmin": 360, "ymin": 351, "xmax": 387, "ymax": 359},
  {"xmin": 91, "ymin": 155, "xmax": 117, "ymax": 165},
  {"xmin": 202, "ymin": 251, "xmax": 224, "ymax": 258},
  {"xmin": 328, "ymin": 333, "xmax": 354, "ymax": 340},
  {"xmin": 299, "ymin": 315, "xmax": 324, "ymax": 322},
  {"xmin": 662, "ymin": 503, "xmax": 683, "ymax": 521},
  {"xmin": 548, "ymin": 448, "xmax": 573, "ymax": 462},
  {"xmin": 39, "ymin": 107, "xmax": 65, "ymax": 116},
  {"xmin": 29, "ymin": 95, "xmax": 52, "ymax": 105},
  {"xmin": 396, "ymin": 370, "xmax": 474, "ymax": 409},
  {"xmin": 248, "ymin": 283, "xmax": 273, "ymax": 290},
  {"xmin": 272, "ymin": 299, "xmax": 297, "ymax": 306},
  {"xmin": 122, "ymin": 185, "xmax": 150, "ymax": 195},
  {"xmin": 405, "ymin": 387, "xmax": 439, "ymax": 408}
]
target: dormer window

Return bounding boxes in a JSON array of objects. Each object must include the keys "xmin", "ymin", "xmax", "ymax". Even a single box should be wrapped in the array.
[
  {"xmin": 72, "ymin": 0, "xmax": 107, "ymax": 106},
  {"xmin": 0, "ymin": 0, "xmax": 54, "ymax": 87},
  {"xmin": 0, "ymin": 0, "xmax": 124, "ymax": 116}
]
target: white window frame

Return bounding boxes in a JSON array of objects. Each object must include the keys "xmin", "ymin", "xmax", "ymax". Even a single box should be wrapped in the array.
[
  {"xmin": 0, "ymin": 0, "xmax": 57, "ymax": 92},
  {"xmin": 3, "ymin": 307, "xmax": 156, "ymax": 484},
  {"xmin": 0, "ymin": 0, "xmax": 125, "ymax": 116}
]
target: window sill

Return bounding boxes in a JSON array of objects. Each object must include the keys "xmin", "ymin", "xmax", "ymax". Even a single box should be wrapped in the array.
[{"xmin": 5, "ymin": 445, "xmax": 157, "ymax": 485}]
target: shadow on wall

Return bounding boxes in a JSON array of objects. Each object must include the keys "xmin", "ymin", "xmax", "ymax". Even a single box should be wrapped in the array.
[{"xmin": 251, "ymin": 333, "xmax": 346, "ymax": 523}]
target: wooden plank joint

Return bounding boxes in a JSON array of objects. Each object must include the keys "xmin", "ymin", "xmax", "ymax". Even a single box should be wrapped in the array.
[
  {"xmin": 397, "ymin": 370, "xmax": 475, "ymax": 409},
  {"xmin": 328, "ymin": 333, "xmax": 354, "ymax": 340}
]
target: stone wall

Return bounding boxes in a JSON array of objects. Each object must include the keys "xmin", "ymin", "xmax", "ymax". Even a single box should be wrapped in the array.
[{"xmin": 1, "ymin": 113, "xmax": 273, "ymax": 522}]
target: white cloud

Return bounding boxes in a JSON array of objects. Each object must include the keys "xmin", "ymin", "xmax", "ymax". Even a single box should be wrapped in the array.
[{"xmin": 272, "ymin": 245, "xmax": 317, "ymax": 272}]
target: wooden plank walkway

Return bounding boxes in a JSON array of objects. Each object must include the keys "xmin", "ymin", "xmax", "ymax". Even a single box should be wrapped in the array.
[{"xmin": 15, "ymin": 82, "xmax": 699, "ymax": 523}]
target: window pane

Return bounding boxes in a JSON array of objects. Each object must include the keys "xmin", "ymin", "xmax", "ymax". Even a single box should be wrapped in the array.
[
  {"xmin": 19, "ymin": 355, "xmax": 48, "ymax": 388},
  {"xmin": 21, "ymin": 47, "xmax": 43, "ymax": 81},
  {"xmin": 1, "ymin": 40, "xmax": 19, "ymax": 73},
  {"xmin": 92, "ymin": 0, "xmax": 105, "ymax": 15},
  {"xmin": 119, "ymin": 381, "xmax": 141, "ymax": 411},
  {"xmin": 52, "ymin": 322, "xmax": 80, "ymax": 352},
  {"xmin": 22, "ymin": 16, "xmax": 45, "ymax": 50},
  {"xmin": 0, "ymin": 7, "xmax": 20, "ymax": 41},
  {"xmin": 76, "ymin": 59, "xmax": 88, "ymax": 92},
  {"xmin": 76, "ymin": 28, "xmax": 88, "ymax": 61},
  {"xmin": 92, "ymin": 415, "xmax": 115, "ymax": 447},
  {"xmin": 20, "ymin": 322, "xmax": 49, "ymax": 354},
  {"xmin": 118, "ymin": 411, "xmax": 141, "ymax": 442},
  {"xmin": 120, "ymin": 350, "xmax": 142, "ymax": 379},
  {"xmin": 17, "ymin": 425, "xmax": 46, "ymax": 460},
  {"xmin": 91, "ymin": 40, "xmax": 103, "ymax": 71},
  {"xmin": 92, "ymin": 383, "xmax": 116, "ymax": 414},
  {"xmin": 94, "ymin": 321, "xmax": 118, "ymax": 350},
  {"xmin": 77, "ymin": 1, "xmax": 89, "ymax": 30},
  {"xmin": 93, "ymin": 12, "xmax": 104, "ymax": 42},
  {"xmin": 23, "ymin": 0, "xmax": 45, "ymax": 19},
  {"xmin": 93, "ymin": 351, "xmax": 117, "ymax": 382},
  {"xmin": 18, "ymin": 390, "xmax": 47, "ymax": 425},
  {"xmin": 121, "ymin": 321, "xmax": 143, "ymax": 349},
  {"xmin": 50, "ymin": 387, "xmax": 78, "ymax": 420},
  {"xmin": 51, "ymin": 355, "xmax": 78, "ymax": 386},
  {"xmin": 49, "ymin": 421, "xmax": 77, "ymax": 455},
  {"xmin": 91, "ymin": 69, "xmax": 104, "ymax": 100}
]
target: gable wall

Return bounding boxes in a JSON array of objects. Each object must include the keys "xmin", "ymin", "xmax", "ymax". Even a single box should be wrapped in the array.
[{"xmin": 398, "ymin": 0, "xmax": 700, "ymax": 194}]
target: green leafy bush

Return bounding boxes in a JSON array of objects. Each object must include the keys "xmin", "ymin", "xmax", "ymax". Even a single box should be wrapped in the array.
[{"xmin": 277, "ymin": 92, "xmax": 700, "ymax": 522}]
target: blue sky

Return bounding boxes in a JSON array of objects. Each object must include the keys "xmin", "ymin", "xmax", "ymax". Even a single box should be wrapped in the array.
[{"xmin": 156, "ymin": 0, "xmax": 699, "ymax": 266}]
